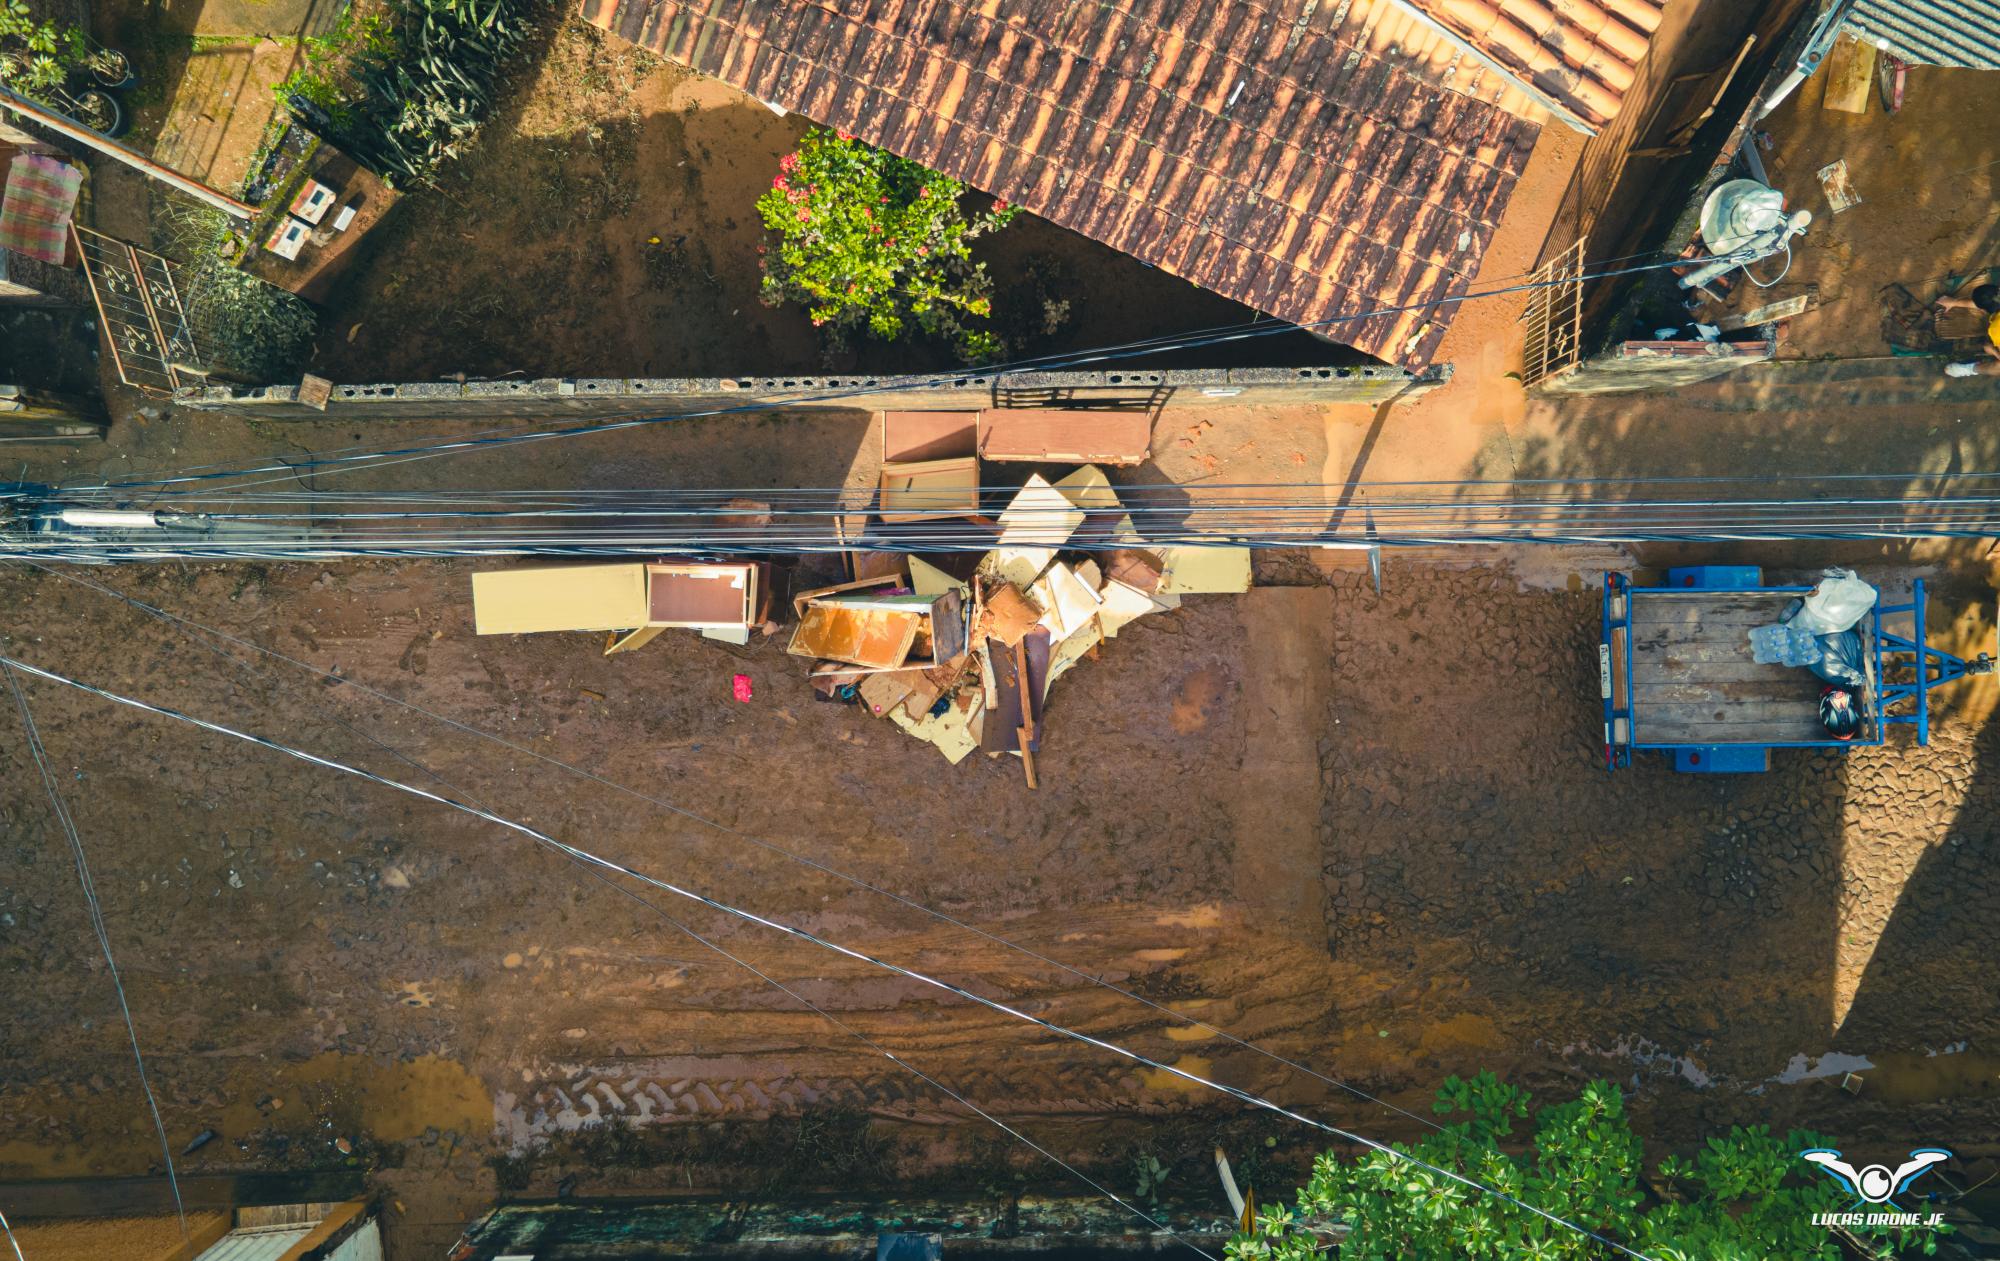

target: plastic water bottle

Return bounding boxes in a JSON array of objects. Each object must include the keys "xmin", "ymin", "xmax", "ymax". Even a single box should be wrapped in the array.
[{"xmin": 1750, "ymin": 624, "xmax": 1820, "ymax": 666}]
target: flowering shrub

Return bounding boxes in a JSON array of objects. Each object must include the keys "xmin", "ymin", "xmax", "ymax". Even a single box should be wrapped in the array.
[{"xmin": 757, "ymin": 128, "xmax": 1019, "ymax": 363}]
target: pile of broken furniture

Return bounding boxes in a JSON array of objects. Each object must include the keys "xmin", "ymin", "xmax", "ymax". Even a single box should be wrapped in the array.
[{"xmin": 788, "ymin": 410, "xmax": 1250, "ymax": 779}]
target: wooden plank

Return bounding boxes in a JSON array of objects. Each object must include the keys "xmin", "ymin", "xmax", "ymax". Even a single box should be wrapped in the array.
[
  {"xmin": 1642, "ymin": 693, "xmax": 1818, "ymax": 724},
  {"xmin": 1822, "ymin": 33, "xmax": 1876, "ymax": 114},
  {"xmin": 1630, "ymin": 602, "xmax": 1794, "ymax": 628},
  {"xmin": 1632, "ymin": 679, "xmax": 1821, "ymax": 705},
  {"xmin": 882, "ymin": 410, "xmax": 978, "ymax": 461},
  {"xmin": 1629, "ymin": 591, "xmax": 1794, "ymax": 618},
  {"xmin": 1629, "ymin": 634, "xmax": 1762, "ymax": 661},
  {"xmin": 1715, "ymin": 292, "xmax": 1817, "ymax": 331},
  {"xmin": 978, "ymin": 408, "xmax": 1153, "ymax": 465},
  {"xmin": 1635, "ymin": 658, "xmax": 1803, "ymax": 685},
  {"xmin": 1638, "ymin": 717, "xmax": 1834, "ymax": 744}
]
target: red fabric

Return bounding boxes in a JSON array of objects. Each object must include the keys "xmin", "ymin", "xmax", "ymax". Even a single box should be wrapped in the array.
[
  {"xmin": 0, "ymin": 154, "xmax": 82, "ymax": 264},
  {"xmin": 732, "ymin": 674, "xmax": 753, "ymax": 703}
]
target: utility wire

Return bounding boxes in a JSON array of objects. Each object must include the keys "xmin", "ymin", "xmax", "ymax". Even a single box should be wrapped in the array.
[
  {"xmin": 20, "ymin": 558, "xmax": 1452, "ymax": 1142},
  {"xmin": 71, "ymin": 572, "xmax": 1216, "ymax": 1255},
  {"xmin": 0, "ymin": 651, "xmax": 1661, "ymax": 1261},
  {"xmin": 0, "ymin": 664, "xmax": 188, "ymax": 1242},
  {"xmin": 0, "ymin": 1207, "xmax": 23, "ymax": 1261},
  {"xmin": 61, "ymin": 252, "xmax": 1702, "ymax": 499}
]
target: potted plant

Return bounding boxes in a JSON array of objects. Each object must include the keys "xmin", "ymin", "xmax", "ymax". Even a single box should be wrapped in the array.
[{"xmin": 82, "ymin": 42, "xmax": 132, "ymax": 89}]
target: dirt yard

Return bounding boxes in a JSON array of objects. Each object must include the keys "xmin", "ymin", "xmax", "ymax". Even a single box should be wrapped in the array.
[
  {"xmin": 1754, "ymin": 60, "xmax": 2000, "ymax": 361},
  {"xmin": 2, "ymin": 547, "xmax": 1995, "ymax": 1257}
]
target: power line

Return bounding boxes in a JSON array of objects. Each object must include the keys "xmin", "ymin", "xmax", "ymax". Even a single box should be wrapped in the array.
[
  {"xmin": 21, "ymin": 559, "xmax": 1452, "ymax": 1142},
  {"xmin": 0, "ymin": 664, "xmax": 188, "ymax": 1242},
  {"xmin": 0, "ymin": 651, "xmax": 1661, "ymax": 1261},
  {"xmin": 0, "ymin": 1207, "xmax": 24, "ymax": 1261}
]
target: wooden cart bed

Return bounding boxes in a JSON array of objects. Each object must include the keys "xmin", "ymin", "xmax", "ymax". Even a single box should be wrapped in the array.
[{"xmin": 1621, "ymin": 590, "xmax": 1871, "ymax": 745}]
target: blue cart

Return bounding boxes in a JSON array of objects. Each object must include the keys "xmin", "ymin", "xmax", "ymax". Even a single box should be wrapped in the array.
[{"xmin": 1599, "ymin": 566, "xmax": 1992, "ymax": 773}]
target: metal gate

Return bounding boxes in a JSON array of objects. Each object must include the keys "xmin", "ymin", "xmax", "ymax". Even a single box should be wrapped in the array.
[
  {"xmin": 1520, "ymin": 238, "xmax": 1586, "ymax": 388},
  {"xmin": 72, "ymin": 225, "xmax": 206, "ymax": 397}
]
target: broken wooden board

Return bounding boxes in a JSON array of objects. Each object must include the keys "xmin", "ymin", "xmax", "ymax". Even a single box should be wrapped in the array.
[
  {"xmin": 787, "ymin": 603, "xmax": 922, "ymax": 669},
  {"xmin": 1821, "ymin": 33, "xmax": 1876, "ymax": 114},
  {"xmin": 473, "ymin": 564, "xmax": 648, "ymax": 635},
  {"xmin": 859, "ymin": 668, "xmax": 927, "ymax": 717},
  {"xmin": 983, "ymin": 546, "xmax": 1055, "ymax": 588},
  {"xmin": 1097, "ymin": 578, "xmax": 1176, "ymax": 638},
  {"xmin": 981, "ymin": 582, "xmax": 1042, "ymax": 646},
  {"xmin": 1156, "ymin": 546, "xmax": 1254, "ymax": 595},
  {"xmin": 1714, "ymin": 291, "xmax": 1818, "ymax": 331},
  {"xmin": 882, "ymin": 410, "xmax": 978, "ymax": 462},
  {"xmin": 997, "ymin": 474, "xmax": 1086, "ymax": 546},
  {"xmin": 1032, "ymin": 562, "xmax": 1104, "ymax": 641},
  {"xmin": 878, "ymin": 456, "xmax": 981, "ymax": 522},
  {"xmin": 1046, "ymin": 617, "xmax": 1104, "ymax": 690},
  {"xmin": 889, "ymin": 687, "xmax": 982, "ymax": 763},
  {"xmin": 980, "ymin": 629, "xmax": 1051, "ymax": 754},
  {"xmin": 647, "ymin": 562, "xmax": 758, "ymax": 627},
  {"xmin": 1100, "ymin": 547, "xmax": 1165, "ymax": 595},
  {"xmin": 978, "ymin": 409, "xmax": 1153, "ymax": 465},
  {"xmin": 909, "ymin": 556, "xmax": 968, "ymax": 598}
]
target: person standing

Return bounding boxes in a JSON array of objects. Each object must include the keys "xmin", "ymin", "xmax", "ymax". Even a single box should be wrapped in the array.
[{"xmin": 1936, "ymin": 284, "xmax": 2000, "ymax": 377}]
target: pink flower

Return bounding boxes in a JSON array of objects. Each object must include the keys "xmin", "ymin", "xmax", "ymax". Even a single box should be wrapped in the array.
[
  {"xmin": 916, "ymin": 246, "xmax": 929, "ymax": 255},
  {"xmin": 779, "ymin": 153, "xmax": 799, "ymax": 173},
  {"xmin": 812, "ymin": 315, "xmax": 827, "ymax": 325},
  {"xmin": 797, "ymin": 208, "xmax": 811, "ymax": 223},
  {"xmin": 773, "ymin": 174, "xmax": 789, "ymax": 190},
  {"xmin": 836, "ymin": 129, "xmax": 854, "ymax": 141},
  {"xmin": 919, "ymin": 187, "xmax": 931, "ymax": 199},
  {"xmin": 993, "ymin": 199, "xmax": 1010, "ymax": 213}
]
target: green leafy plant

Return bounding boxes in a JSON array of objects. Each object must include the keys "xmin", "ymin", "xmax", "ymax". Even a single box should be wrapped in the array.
[
  {"xmin": 158, "ymin": 201, "xmax": 320, "ymax": 382},
  {"xmin": 0, "ymin": 2, "xmax": 97, "ymax": 112},
  {"xmin": 292, "ymin": 0, "xmax": 536, "ymax": 186},
  {"xmin": 1229, "ymin": 1072, "xmax": 1947, "ymax": 1261},
  {"xmin": 756, "ymin": 127, "xmax": 1019, "ymax": 363}
]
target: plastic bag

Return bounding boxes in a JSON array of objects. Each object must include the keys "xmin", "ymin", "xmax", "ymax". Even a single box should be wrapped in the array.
[
  {"xmin": 1785, "ymin": 568, "xmax": 1876, "ymax": 635},
  {"xmin": 1810, "ymin": 629, "xmax": 1867, "ymax": 688}
]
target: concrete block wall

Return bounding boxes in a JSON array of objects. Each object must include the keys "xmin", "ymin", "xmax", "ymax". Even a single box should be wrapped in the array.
[{"xmin": 177, "ymin": 364, "xmax": 1446, "ymax": 421}]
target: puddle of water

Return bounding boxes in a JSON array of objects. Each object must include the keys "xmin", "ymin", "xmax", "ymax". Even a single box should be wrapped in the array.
[{"xmin": 1140, "ymin": 1055, "xmax": 1212, "ymax": 1093}]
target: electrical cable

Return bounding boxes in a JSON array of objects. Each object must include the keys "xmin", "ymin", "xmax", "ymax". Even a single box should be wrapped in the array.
[
  {"xmin": 54, "ymin": 251, "xmax": 1709, "ymax": 500},
  {"xmin": 19, "ymin": 558, "xmax": 1454, "ymax": 1143},
  {"xmin": 0, "ymin": 651, "xmax": 1662, "ymax": 1261},
  {"xmin": 0, "ymin": 665, "xmax": 188, "ymax": 1243},
  {"xmin": 81, "ymin": 577, "xmax": 1218, "ymax": 1255},
  {"xmin": 0, "ymin": 1207, "xmax": 23, "ymax": 1261}
]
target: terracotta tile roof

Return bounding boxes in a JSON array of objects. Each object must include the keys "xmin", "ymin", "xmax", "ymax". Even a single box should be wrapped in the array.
[
  {"xmin": 580, "ymin": 0, "xmax": 1558, "ymax": 365},
  {"xmin": 1405, "ymin": 0, "xmax": 1667, "ymax": 128}
]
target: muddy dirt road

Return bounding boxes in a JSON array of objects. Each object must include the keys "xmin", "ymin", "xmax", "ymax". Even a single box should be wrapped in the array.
[{"xmin": 2, "ymin": 553, "xmax": 1995, "ymax": 1256}]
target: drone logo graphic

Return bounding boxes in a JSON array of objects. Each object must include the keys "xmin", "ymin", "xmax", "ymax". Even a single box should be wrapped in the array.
[{"xmin": 1801, "ymin": 1147, "xmax": 1951, "ymax": 1206}]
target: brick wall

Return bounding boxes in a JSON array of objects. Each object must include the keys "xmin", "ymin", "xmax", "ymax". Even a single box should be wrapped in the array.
[{"xmin": 178, "ymin": 364, "xmax": 1448, "ymax": 421}]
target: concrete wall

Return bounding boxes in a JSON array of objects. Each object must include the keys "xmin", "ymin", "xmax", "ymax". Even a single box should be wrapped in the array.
[
  {"xmin": 1536, "ymin": 337, "xmax": 1775, "ymax": 396},
  {"xmin": 176, "ymin": 363, "xmax": 1446, "ymax": 421}
]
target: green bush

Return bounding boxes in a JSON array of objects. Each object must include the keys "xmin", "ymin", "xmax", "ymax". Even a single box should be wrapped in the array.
[
  {"xmin": 158, "ymin": 202, "xmax": 319, "ymax": 382},
  {"xmin": 294, "ymin": 0, "xmax": 537, "ymax": 186},
  {"xmin": 1230, "ymin": 1072, "xmax": 1946, "ymax": 1261},
  {"xmin": 756, "ymin": 127, "xmax": 1019, "ymax": 363}
]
